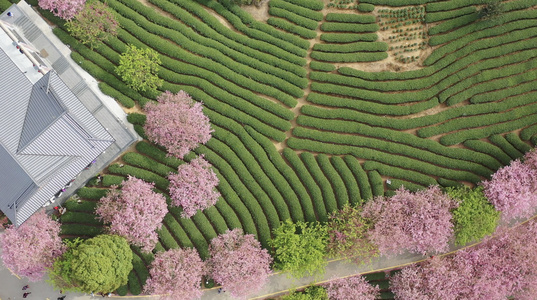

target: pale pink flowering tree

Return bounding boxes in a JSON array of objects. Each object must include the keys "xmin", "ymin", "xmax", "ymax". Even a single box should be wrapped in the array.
[
  {"xmin": 96, "ymin": 176, "xmax": 168, "ymax": 253},
  {"xmin": 144, "ymin": 248, "xmax": 206, "ymax": 300},
  {"xmin": 207, "ymin": 229, "xmax": 272, "ymax": 299},
  {"xmin": 144, "ymin": 91, "xmax": 213, "ymax": 159},
  {"xmin": 0, "ymin": 210, "xmax": 65, "ymax": 281},
  {"xmin": 324, "ymin": 276, "xmax": 380, "ymax": 300},
  {"xmin": 362, "ymin": 186, "xmax": 458, "ymax": 256},
  {"xmin": 391, "ymin": 219, "xmax": 537, "ymax": 300},
  {"xmin": 38, "ymin": 0, "xmax": 86, "ymax": 20},
  {"xmin": 482, "ymin": 150, "xmax": 537, "ymax": 222},
  {"xmin": 168, "ymin": 155, "xmax": 220, "ymax": 218}
]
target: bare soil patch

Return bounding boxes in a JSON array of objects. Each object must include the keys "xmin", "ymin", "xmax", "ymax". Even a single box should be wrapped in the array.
[{"xmin": 241, "ymin": 0, "xmax": 270, "ymax": 22}]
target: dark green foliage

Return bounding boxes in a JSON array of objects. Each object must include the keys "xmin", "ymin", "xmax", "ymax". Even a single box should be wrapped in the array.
[
  {"xmin": 313, "ymin": 42, "xmax": 388, "ymax": 53},
  {"xmin": 321, "ymin": 22, "xmax": 379, "ymax": 33},
  {"xmin": 368, "ymin": 170, "xmax": 384, "ymax": 197},
  {"xmin": 311, "ymin": 51, "xmax": 388, "ymax": 62},
  {"xmin": 77, "ymin": 187, "xmax": 108, "ymax": 200},
  {"xmin": 268, "ymin": 7, "xmax": 319, "ymax": 30},
  {"xmin": 325, "ymin": 13, "xmax": 376, "ymax": 23},
  {"xmin": 282, "ymin": 0, "xmax": 324, "ymax": 11},
  {"xmin": 269, "ymin": 0, "xmax": 324, "ymax": 21},
  {"xmin": 343, "ymin": 156, "xmax": 373, "ymax": 201},
  {"xmin": 126, "ymin": 113, "xmax": 146, "ymax": 125},
  {"xmin": 479, "ymin": 0, "xmax": 505, "ymax": 20},
  {"xmin": 310, "ymin": 61, "xmax": 336, "ymax": 72},
  {"xmin": 489, "ymin": 135, "xmax": 524, "ymax": 160},
  {"xmin": 320, "ymin": 33, "xmax": 378, "ymax": 43},
  {"xmin": 267, "ymin": 17, "xmax": 317, "ymax": 39},
  {"xmin": 101, "ymin": 175, "xmax": 125, "ymax": 187},
  {"xmin": 357, "ymin": 3, "xmax": 375, "ymax": 12},
  {"xmin": 425, "ymin": 6, "xmax": 476, "ymax": 23}
]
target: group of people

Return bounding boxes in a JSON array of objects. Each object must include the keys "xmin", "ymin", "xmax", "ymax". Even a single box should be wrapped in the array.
[{"xmin": 20, "ymin": 285, "xmax": 67, "ymax": 300}]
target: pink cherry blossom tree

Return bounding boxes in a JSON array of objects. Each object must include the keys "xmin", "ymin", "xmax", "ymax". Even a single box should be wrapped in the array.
[
  {"xmin": 362, "ymin": 186, "xmax": 458, "ymax": 256},
  {"xmin": 144, "ymin": 248, "xmax": 206, "ymax": 300},
  {"xmin": 0, "ymin": 210, "xmax": 65, "ymax": 281},
  {"xmin": 38, "ymin": 0, "xmax": 86, "ymax": 20},
  {"xmin": 391, "ymin": 219, "xmax": 537, "ymax": 300},
  {"xmin": 482, "ymin": 150, "xmax": 537, "ymax": 222},
  {"xmin": 168, "ymin": 155, "xmax": 220, "ymax": 218},
  {"xmin": 324, "ymin": 276, "xmax": 380, "ymax": 300},
  {"xmin": 144, "ymin": 90, "xmax": 213, "ymax": 159},
  {"xmin": 96, "ymin": 176, "xmax": 168, "ymax": 253},
  {"xmin": 207, "ymin": 229, "xmax": 272, "ymax": 299}
]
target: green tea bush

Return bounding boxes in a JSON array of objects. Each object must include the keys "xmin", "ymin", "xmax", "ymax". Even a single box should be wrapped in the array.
[
  {"xmin": 267, "ymin": 17, "xmax": 317, "ymax": 39},
  {"xmin": 313, "ymin": 42, "xmax": 388, "ymax": 53},
  {"xmin": 343, "ymin": 156, "xmax": 373, "ymax": 201},
  {"xmin": 102, "ymin": 175, "xmax": 125, "ymax": 187},
  {"xmin": 505, "ymin": 132, "xmax": 532, "ymax": 153},
  {"xmin": 321, "ymin": 22, "xmax": 379, "ymax": 33},
  {"xmin": 269, "ymin": 0, "xmax": 324, "ymax": 21},
  {"xmin": 108, "ymin": 164, "xmax": 169, "ymax": 191},
  {"xmin": 320, "ymin": 33, "xmax": 379, "ymax": 43},
  {"xmin": 426, "ymin": 0, "xmax": 482, "ymax": 12},
  {"xmin": 77, "ymin": 187, "xmax": 108, "ymax": 200},
  {"xmin": 357, "ymin": 3, "xmax": 375, "ymax": 12},
  {"xmin": 203, "ymin": 206, "xmax": 230, "ymax": 235},
  {"xmin": 310, "ymin": 51, "xmax": 388, "ymax": 62},
  {"xmin": 489, "ymin": 134, "xmax": 524, "ymax": 159},
  {"xmin": 363, "ymin": 161, "xmax": 437, "ymax": 187},
  {"xmin": 325, "ymin": 13, "xmax": 376, "ymax": 23},
  {"xmin": 331, "ymin": 156, "xmax": 362, "ymax": 205},
  {"xmin": 310, "ymin": 61, "xmax": 336, "ymax": 72},
  {"xmin": 283, "ymin": 0, "xmax": 324, "ymax": 11},
  {"xmin": 463, "ymin": 140, "xmax": 512, "ymax": 166},
  {"xmin": 367, "ymin": 170, "xmax": 384, "ymax": 197},
  {"xmin": 268, "ymin": 7, "xmax": 319, "ymax": 30},
  {"xmin": 425, "ymin": 6, "xmax": 476, "ymax": 23},
  {"xmin": 121, "ymin": 152, "xmax": 175, "ymax": 177},
  {"xmin": 317, "ymin": 154, "xmax": 349, "ymax": 209}
]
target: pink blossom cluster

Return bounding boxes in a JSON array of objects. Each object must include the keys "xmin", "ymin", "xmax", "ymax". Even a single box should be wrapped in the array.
[
  {"xmin": 144, "ymin": 248, "xmax": 206, "ymax": 300},
  {"xmin": 0, "ymin": 210, "xmax": 65, "ymax": 281},
  {"xmin": 391, "ymin": 219, "xmax": 537, "ymax": 300},
  {"xmin": 144, "ymin": 91, "xmax": 213, "ymax": 159},
  {"xmin": 168, "ymin": 155, "xmax": 220, "ymax": 218},
  {"xmin": 324, "ymin": 276, "xmax": 380, "ymax": 300},
  {"xmin": 208, "ymin": 229, "xmax": 272, "ymax": 299},
  {"xmin": 38, "ymin": 0, "xmax": 86, "ymax": 20},
  {"xmin": 96, "ymin": 176, "xmax": 168, "ymax": 253},
  {"xmin": 482, "ymin": 149, "xmax": 537, "ymax": 222},
  {"xmin": 362, "ymin": 186, "xmax": 458, "ymax": 256}
]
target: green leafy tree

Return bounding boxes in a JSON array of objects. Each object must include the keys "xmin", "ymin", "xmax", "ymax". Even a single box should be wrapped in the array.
[
  {"xmin": 270, "ymin": 219, "xmax": 328, "ymax": 279},
  {"xmin": 65, "ymin": 1, "xmax": 118, "ymax": 50},
  {"xmin": 447, "ymin": 186, "xmax": 500, "ymax": 245},
  {"xmin": 50, "ymin": 235, "xmax": 133, "ymax": 293},
  {"xmin": 282, "ymin": 286, "xmax": 328, "ymax": 300},
  {"xmin": 115, "ymin": 45, "xmax": 163, "ymax": 93},
  {"xmin": 327, "ymin": 204, "xmax": 378, "ymax": 264}
]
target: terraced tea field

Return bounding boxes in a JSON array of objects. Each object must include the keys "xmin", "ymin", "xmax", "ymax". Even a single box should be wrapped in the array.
[{"xmin": 38, "ymin": 0, "xmax": 537, "ymax": 294}]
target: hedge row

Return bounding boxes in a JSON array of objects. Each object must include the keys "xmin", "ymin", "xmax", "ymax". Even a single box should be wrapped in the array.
[
  {"xmin": 152, "ymin": 0, "xmax": 308, "ymax": 70},
  {"xmin": 269, "ymin": 0, "xmax": 324, "ymax": 21},
  {"xmin": 294, "ymin": 119, "xmax": 492, "ymax": 177},
  {"xmin": 246, "ymin": 126, "xmax": 316, "ymax": 223},
  {"xmin": 306, "ymin": 93, "xmax": 439, "ymax": 116},
  {"xmin": 108, "ymin": 164, "xmax": 169, "ymax": 191},
  {"xmin": 195, "ymin": 0, "xmax": 311, "ymax": 51},
  {"xmin": 505, "ymin": 132, "xmax": 532, "ymax": 154},
  {"xmin": 425, "ymin": 6, "xmax": 476, "ymax": 23},
  {"xmin": 439, "ymin": 114, "xmax": 537, "ymax": 146},
  {"xmin": 268, "ymin": 7, "xmax": 319, "ymax": 30},
  {"xmin": 357, "ymin": 3, "xmax": 375, "ymax": 12},
  {"xmin": 60, "ymin": 224, "xmax": 103, "ymax": 237},
  {"xmin": 236, "ymin": 126, "xmax": 305, "ymax": 222},
  {"xmin": 312, "ymin": 42, "xmax": 388, "ymax": 53},
  {"xmin": 131, "ymin": 254, "xmax": 149, "ymax": 288},
  {"xmin": 489, "ymin": 134, "xmax": 525, "ymax": 160},
  {"xmin": 160, "ymin": 216, "xmax": 188, "ymax": 249},
  {"xmin": 361, "ymin": 0, "xmax": 429, "ymax": 6},
  {"xmin": 127, "ymin": 272, "xmax": 142, "ymax": 295},
  {"xmin": 287, "ymin": 133, "xmax": 483, "ymax": 183},
  {"xmin": 281, "ymin": 0, "xmax": 324, "ymax": 11},
  {"xmin": 417, "ymin": 103, "xmax": 537, "ymax": 138},
  {"xmin": 197, "ymin": 144, "xmax": 272, "ymax": 247},
  {"xmin": 300, "ymin": 106, "xmax": 502, "ymax": 170},
  {"xmin": 213, "ymin": 199, "xmax": 243, "ymax": 230},
  {"xmin": 203, "ymin": 206, "xmax": 231, "ymax": 235},
  {"xmin": 311, "ymin": 51, "xmax": 388, "ymax": 62},
  {"xmin": 367, "ymin": 170, "xmax": 385, "ymax": 197},
  {"xmin": 64, "ymin": 199, "xmax": 97, "ymax": 212},
  {"xmin": 282, "ymin": 148, "xmax": 328, "ymax": 223},
  {"xmin": 426, "ymin": 0, "xmax": 483, "ymax": 12},
  {"xmin": 61, "ymin": 212, "xmax": 102, "ymax": 226},
  {"xmin": 364, "ymin": 161, "xmax": 437, "ymax": 187},
  {"xmin": 135, "ymin": 141, "xmax": 183, "ymax": 169},
  {"xmin": 463, "ymin": 140, "xmax": 513, "ymax": 166},
  {"xmin": 267, "ymin": 17, "xmax": 317, "ymax": 39},
  {"xmin": 471, "ymin": 82, "xmax": 537, "ymax": 104},
  {"xmin": 386, "ymin": 179, "xmax": 425, "ymax": 192},
  {"xmin": 98, "ymin": 82, "xmax": 135, "ymax": 108},
  {"xmin": 211, "ymin": 126, "xmax": 291, "ymax": 223},
  {"xmin": 343, "ymin": 156, "xmax": 373, "ymax": 202},
  {"xmin": 521, "ymin": 124, "xmax": 537, "ymax": 141},
  {"xmin": 325, "ymin": 13, "xmax": 376, "ymax": 24},
  {"xmin": 331, "ymin": 156, "xmax": 362, "ymax": 205},
  {"xmin": 320, "ymin": 33, "xmax": 379, "ymax": 43},
  {"xmin": 167, "ymin": 212, "xmax": 210, "ymax": 259},
  {"xmin": 77, "ymin": 187, "xmax": 108, "ymax": 200},
  {"xmin": 102, "ymin": 175, "xmax": 125, "ymax": 187},
  {"xmin": 310, "ymin": 61, "xmax": 337, "ymax": 72},
  {"xmin": 191, "ymin": 212, "xmax": 218, "ymax": 245},
  {"xmin": 321, "ymin": 22, "xmax": 380, "ymax": 33},
  {"xmin": 301, "ymin": 152, "xmax": 339, "ymax": 214},
  {"xmin": 121, "ymin": 152, "xmax": 176, "ymax": 177},
  {"xmin": 428, "ymin": 10, "xmax": 537, "ymax": 47},
  {"xmin": 109, "ymin": 0, "xmax": 305, "ymax": 102},
  {"xmin": 317, "ymin": 154, "xmax": 349, "ymax": 209}
]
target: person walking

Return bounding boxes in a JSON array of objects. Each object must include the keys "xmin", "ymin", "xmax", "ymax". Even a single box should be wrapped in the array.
[
  {"xmin": 22, "ymin": 285, "xmax": 29, "ymax": 290},
  {"xmin": 57, "ymin": 296, "xmax": 66, "ymax": 300},
  {"xmin": 23, "ymin": 292, "xmax": 31, "ymax": 298}
]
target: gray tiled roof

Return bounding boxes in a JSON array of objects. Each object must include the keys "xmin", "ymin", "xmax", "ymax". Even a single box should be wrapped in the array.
[{"xmin": 0, "ymin": 47, "xmax": 114, "ymax": 226}]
